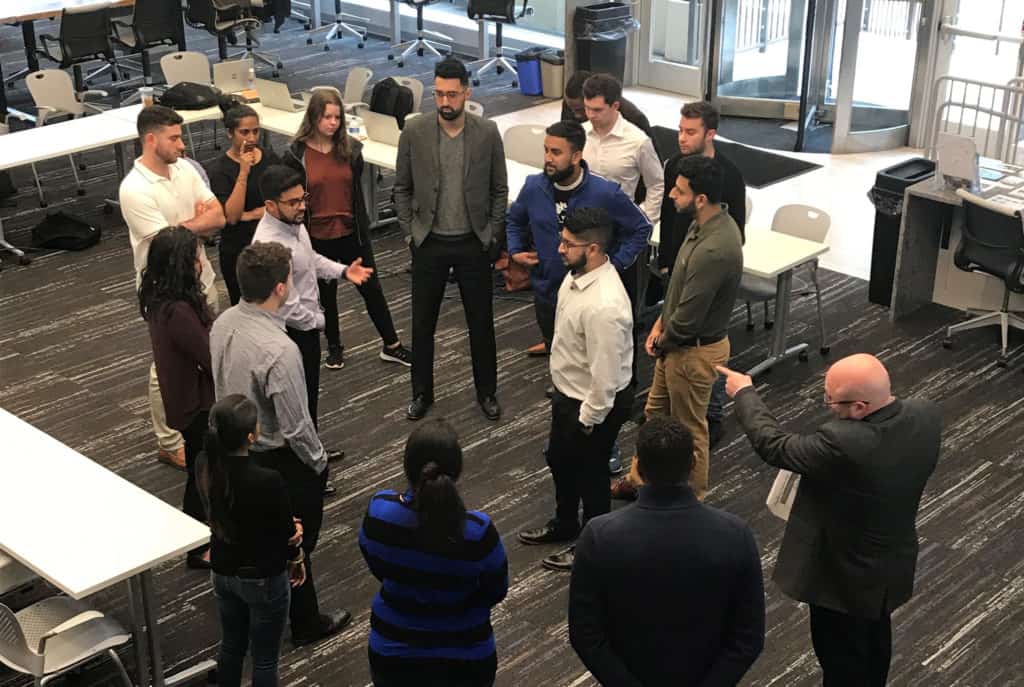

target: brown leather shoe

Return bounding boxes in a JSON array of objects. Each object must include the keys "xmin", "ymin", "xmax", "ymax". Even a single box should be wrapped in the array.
[
  {"xmin": 157, "ymin": 447, "xmax": 186, "ymax": 472},
  {"xmin": 526, "ymin": 342, "xmax": 549, "ymax": 357},
  {"xmin": 610, "ymin": 476, "xmax": 638, "ymax": 501}
]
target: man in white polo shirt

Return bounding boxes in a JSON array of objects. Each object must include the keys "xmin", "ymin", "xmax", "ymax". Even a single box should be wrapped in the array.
[{"xmin": 119, "ymin": 105, "xmax": 225, "ymax": 470}]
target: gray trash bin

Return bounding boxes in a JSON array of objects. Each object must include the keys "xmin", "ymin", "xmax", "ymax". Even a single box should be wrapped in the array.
[
  {"xmin": 540, "ymin": 49, "xmax": 565, "ymax": 99},
  {"xmin": 574, "ymin": 2, "xmax": 639, "ymax": 83}
]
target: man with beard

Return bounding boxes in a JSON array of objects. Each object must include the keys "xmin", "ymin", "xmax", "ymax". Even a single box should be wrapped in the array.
[
  {"xmin": 517, "ymin": 208, "xmax": 634, "ymax": 572},
  {"xmin": 506, "ymin": 120, "xmax": 650, "ymax": 360},
  {"xmin": 632, "ymin": 155, "xmax": 742, "ymax": 503},
  {"xmin": 394, "ymin": 56, "xmax": 508, "ymax": 422},
  {"xmin": 120, "ymin": 105, "xmax": 225, "ymax": 471}
]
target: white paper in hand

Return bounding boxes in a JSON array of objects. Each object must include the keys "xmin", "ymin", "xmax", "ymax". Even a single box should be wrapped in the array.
[{"xmin": 766, "ymin": 469, "xmax": 801, "ymax": 521}]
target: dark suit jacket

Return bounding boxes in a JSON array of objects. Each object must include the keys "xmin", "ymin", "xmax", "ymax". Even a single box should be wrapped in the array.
[
  {"xmin": 733, "ymin": 389, "xmax": 942, "ymax": 619},
  {"xmin": 569, "ymin": 485, "xmax": 765, "ymax": 687},
  {"xmin": 393, "ymin": 112, "xmax": 509, "ymax": 248}
]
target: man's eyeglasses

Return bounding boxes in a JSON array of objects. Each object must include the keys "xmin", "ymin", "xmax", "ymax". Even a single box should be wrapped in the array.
[
  {"xmin": 559, "ymin": 238, "xmax": 593, "ymax": 249},
  {"xmin": 274, "ymin": 193, "xmax": 310, "ymax": 208},
  {"xmin": 822, "ymin": 392, "xmax": 870, "ymax": 408},
  {"xmin": 434, "ymin": 89, "xmax": 466, "ymax": 101}
]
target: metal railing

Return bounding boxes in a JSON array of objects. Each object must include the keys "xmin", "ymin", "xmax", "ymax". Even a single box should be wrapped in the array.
[
  {"xmin": 923, "ymin": 75, "xmax": 1024, "ymax": 165},
  {"xmin": 861, "ymin": 0, "xmax": 922, "ymax": 40},
  {"xmin": 735, "ymin": 0, "xmax": 790, "ymax": 52}
]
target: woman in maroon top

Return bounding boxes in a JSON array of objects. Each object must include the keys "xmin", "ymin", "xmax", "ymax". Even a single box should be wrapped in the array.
[
  {"xmin": 284, "ymin": 88, "xmax": 411, "ymax": 371},
  {"xmin": 139, "ymin": 226, "xmax": 215, "ymax": 569}
]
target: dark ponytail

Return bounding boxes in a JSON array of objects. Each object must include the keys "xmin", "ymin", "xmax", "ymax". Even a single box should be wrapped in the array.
[
  {"xmin": 200, "ymin": 394, "xmax": 258, "ymax": 543},
  {"xmin": 403, "ymin": 419, "xmax": 466, "ymax": 544}
]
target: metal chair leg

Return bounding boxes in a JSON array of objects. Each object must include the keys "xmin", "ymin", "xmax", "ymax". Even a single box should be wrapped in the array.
[
  {"xmin": 108, "ymin": 649, "xmax": 133, "ymax": 687},
  {"xmin": 30, "ymin": 163, "xmax": 47, "ymax": 206},
  {"xmin": 810, "ymin": 264, "xmax": 829, "ymax": 354},
  {"xmin": 764, "ymin": 301, "xmax": 774, "ymax": 330},
  {"xmin": 68, "ymin": 155, "xmax": 85, "ymax": 195}
]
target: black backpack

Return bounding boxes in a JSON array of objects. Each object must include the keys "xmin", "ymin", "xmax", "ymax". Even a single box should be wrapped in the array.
[
  {"xmin": 369, "ymin": 78, "xmax": 415, "ymax": 128},
  {"xmin": 159, "ymin": 82, "xmax": 222, "ymax": 110},
  {"xmin": 31, "ymin": 211, "xmax": 101, "ymax": 251}
]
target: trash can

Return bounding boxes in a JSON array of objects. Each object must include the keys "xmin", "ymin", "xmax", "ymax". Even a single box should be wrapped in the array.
[
  {"xmin": 515, "ymin": 46, "xmax": 545, "ymax": 96},
  {"xmin": 574, "ymin": 2, "xmax": 639, "ymax": 83},
  {"xmin": 867, "ymin": 157, "xmax": 936, "ymax": 307},
  {"xmin": 540, "ymin": 49, "xmax": 565, "ymax": 99}
]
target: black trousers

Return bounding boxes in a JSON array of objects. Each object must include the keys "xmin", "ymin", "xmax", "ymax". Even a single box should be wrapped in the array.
[
  {"xmin": 181, "ymin": 410, "xmax": 209, "ymax": 556},
  {"xmin": 533, "ymin": 296, "xmax": 556, "ymax": 351},
  {"xmin": 411, "ymin": 234, "xmax": 497, "ymax": 400},
  {"xmin": 547, "ymin": 388, "xmax": 632, "ymax": 530},
  {"xmin": 809, "ymin": 604, "xmax": 893, "ymax": 687},
  {"xmin": 218, "ymin": 237, "xmax": 247, "ymax": 306},
  {"xmin": 252, "ymin": 446, "xmax": 327, "ymax": 638},
  {"xmin": 286, "ymin": 327, "xmax": 321, "ymax": 429},
  {"xmin": 311, "ymin": 234, "xmax": 399, "ymax": 350}
]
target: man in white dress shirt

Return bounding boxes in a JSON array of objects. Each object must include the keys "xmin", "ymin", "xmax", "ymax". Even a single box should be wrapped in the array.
[
  {"xmin": 119, "ymin": 105, "xmax": 225, "ymax": 470},
  {"xmin": 581, "ymin": 74, "xmax": 664, "ymax": 225},
  {"xmin": 517, "ymin": 207, "xmax": 634, "ymax": 573}
]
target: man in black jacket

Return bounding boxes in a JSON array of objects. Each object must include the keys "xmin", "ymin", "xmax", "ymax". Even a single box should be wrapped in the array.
[
  {"xmin": 718, "ymin": 353, "xmax": 942, "ymax": 687},
  {"xmin": 569, "ymin": 415, "xmax": 765, "ymax": 686}
]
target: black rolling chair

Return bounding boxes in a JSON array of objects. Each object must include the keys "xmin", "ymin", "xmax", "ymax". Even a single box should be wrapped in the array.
[
  {"xmin": 942, "ymin": 189, "xmax": 1024, "ymax": 367},
  {"xmin": 185, "ymin": 0, "xmax": 282, "ymax": 76},
  {"xmin": 36, "ymin": 6, "xmax": 119, "ymax": 93},
  {"xmin": 306, "ymin": 0, "xmax": 369, "ymax": 51},
  {"xmin": 466, "ymin": 0, "xmax": 532, "ymax": 88},
  {"xmin": 388, "ymin": 0, "xmax": 451, "ymax": 68},
  {"xmin": 110, "ymin": 0, "xmax": 183, "ymax": 101}
]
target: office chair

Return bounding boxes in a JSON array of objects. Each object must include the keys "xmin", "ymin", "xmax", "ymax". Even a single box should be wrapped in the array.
[
  {"xmin": 465, "ymin": 100, "xmax": 484, "ymax": 117},
  {"xmin": 942, "ymin": 190, "xmax": 1024, "ymax": 366},
  {"xmin": 110, "ymin": 0, "xmax": 183, "ymax": 102},
  {"xmin": 306, "ymin": 0, "xmax": 369, "ymax": 51},
  {"xmin": 388, "ymin": 0, "xmax": 451, "ymax": 68},
  {"xmin": 185, "ymin": 0, "xmax": 283, "ymax": 77},
  {"xmin": 159, "ymin": 51, "xmax": 218, "ymax": 154},
  {"xmin": 466, "ymin": 0, "xmax": 533, "ymax": 88},
  {"xmin": 502, "ymin": 124, "xmax": 545, "ymax": 167},
  {"xmin": 36, "ymin": 5, "xmax": 120, "ymax": 93},
  {"xmin": 342, "ymin": 67, "xmax": 373, "ymax": 113}
]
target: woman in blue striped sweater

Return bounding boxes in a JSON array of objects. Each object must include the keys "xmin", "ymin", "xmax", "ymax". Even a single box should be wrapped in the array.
[{"xmin": 359, "ymin": 419, "xmax": 509, "ymax": 687}]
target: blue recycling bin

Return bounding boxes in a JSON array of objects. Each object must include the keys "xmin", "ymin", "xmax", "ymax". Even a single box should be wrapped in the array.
[{"xmin": 515, "ymin": 47, "xmax": 544, "ymax": 96}]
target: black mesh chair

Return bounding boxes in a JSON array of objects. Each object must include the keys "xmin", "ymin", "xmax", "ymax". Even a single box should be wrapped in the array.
[
  {"xmin": 388, "ymin": 0, "xmax": 451, "ymax": 68},
  {"xmin": 185, "ymin": 0, "xmax": 282, "ymax": 76},
  {"xmin": 36, "ymin": 6, "xmax": 118, "ymax": 93},
  {"xmin": 306, "ymin": 0, "xmax": 369, "ymax": 52},
  {"xmin": 942, "ymin": 189, "xmax": 1024, "ymax": 366},
  {"xmin": 110, "ymin": 0, "xmax": 183, "ymax": 100},
  {"xmin": 466, "ymin": 0, "xmax": 531, "ymax": 88}
]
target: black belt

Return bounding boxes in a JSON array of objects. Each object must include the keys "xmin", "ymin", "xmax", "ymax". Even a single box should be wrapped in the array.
[
  {"xmin": 227, "ymin": 565, "xmax": 276, "ymax": 580},
  {"xmin": 676, "ymin": 334, "xmax": 726, "ymax": 348}
]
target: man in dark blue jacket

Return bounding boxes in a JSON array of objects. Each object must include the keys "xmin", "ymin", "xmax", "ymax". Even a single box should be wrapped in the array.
[{"xmin": 507, "ymin": 120, "xmax": 651, "ymax": 355}]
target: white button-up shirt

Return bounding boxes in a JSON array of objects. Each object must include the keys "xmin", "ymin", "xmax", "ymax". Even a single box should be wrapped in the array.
[
  {"xmin": 584, "ymin": 113, "xmax": 664, "ymax": 224},
  {"xmin": 119, "ymin": 157, "xmax": 217, "ymax": 290},
  {"xmin": 251, "ymin": 211, "xmax": 346, "ymax": 332},
  {"xmin": 550, "ymin": 258, "xmax": 634, "ymax": 427}
]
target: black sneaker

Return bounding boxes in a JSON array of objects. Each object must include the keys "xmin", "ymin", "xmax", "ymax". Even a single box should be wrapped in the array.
[
  {"xmin": 325, "ymin": 345, "xmax": 345, "ymax": 370},
  {"xmin": 380, "ymin": 343, "xmax": 412, "ymax": 367},
  {"xmin": 517, "ymin": 520, "xmax": 578, "ymax": 546}
]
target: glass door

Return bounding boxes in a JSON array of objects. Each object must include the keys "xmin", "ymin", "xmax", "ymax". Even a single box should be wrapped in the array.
[{"xmin": 636, "ymin": 0, "xmax": 709, "ymax": 96}]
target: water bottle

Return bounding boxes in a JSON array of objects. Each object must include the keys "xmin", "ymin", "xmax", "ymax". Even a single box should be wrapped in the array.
[{"xmin": 247, "ymin": 66, "xmax": 255, "ymax": 91}]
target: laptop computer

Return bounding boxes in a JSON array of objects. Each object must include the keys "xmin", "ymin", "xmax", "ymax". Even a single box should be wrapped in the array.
[
  {"xmin": 362, "ymin": 110, "xmax": 402, "ymax": 146},
  {"xmin": 256, "ymin": 79, "xmax": 309, "ymax": 112},
  {"xmin": 213, "ymin": 58, "xmax": 254, "ymax": 94}
]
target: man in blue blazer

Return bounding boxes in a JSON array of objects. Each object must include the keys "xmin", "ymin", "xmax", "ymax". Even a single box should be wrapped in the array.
[{"xmin": 506, "ymin": 120, "xmax": 651, "ymax": 356}]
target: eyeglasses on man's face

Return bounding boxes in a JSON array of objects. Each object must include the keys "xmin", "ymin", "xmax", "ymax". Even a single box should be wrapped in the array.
[
  {"xmin": 559, "ymin": 238, "xmax": 593, "ymax": 249},
  {"xmin": 822, "ymin": 391, "xmax": 870, "ymax": 408},
  {"xmin": 434, "ymin": 89, "xmax": 466, "ymax": 102},
  {"xmin": 275, "ymin": 192, "xmax": 310, "ymax": 208}
]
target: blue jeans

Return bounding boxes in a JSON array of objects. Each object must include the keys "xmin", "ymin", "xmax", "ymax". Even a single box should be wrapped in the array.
[
  {"xmin": 707, "ymin": 374, "xmax": 726, "ymax": 422},
  {"xmin": 212, "ymin": 571, "xmax": 290, "ymax": 687}
]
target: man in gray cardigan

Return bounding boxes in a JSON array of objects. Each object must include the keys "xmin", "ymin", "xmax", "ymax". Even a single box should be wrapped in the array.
[{"xmin": 394, "ymin": 56, "xmax": 509, "ymax": 422}]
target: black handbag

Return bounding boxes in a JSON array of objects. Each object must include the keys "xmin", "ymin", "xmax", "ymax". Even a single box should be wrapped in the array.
[
  {"xmin": 31, "ymin": 211, "xmax": 101, "ymax": 251},
  {"xmin": 159, "ymin": 82, "xmax": 222, "ymax": 110}
]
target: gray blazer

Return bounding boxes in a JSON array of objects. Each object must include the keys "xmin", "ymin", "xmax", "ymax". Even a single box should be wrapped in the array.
[{"xmin": 393, "ymin": 112, "xmax": 509, "ymax": 249}]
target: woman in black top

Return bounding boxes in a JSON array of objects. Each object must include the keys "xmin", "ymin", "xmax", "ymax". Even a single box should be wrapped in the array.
[
  {"xmin": 199, "ymin": 395, "xmax": 304, "ymax": 687},
  {"xmin": 208, "ymin": 105, "xmax": 281, "ymax": 305}
]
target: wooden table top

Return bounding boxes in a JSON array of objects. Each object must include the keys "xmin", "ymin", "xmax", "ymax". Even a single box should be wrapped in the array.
[{"xmin": 2, "ymin": 0, "xmax": 134, "ymax": 24}]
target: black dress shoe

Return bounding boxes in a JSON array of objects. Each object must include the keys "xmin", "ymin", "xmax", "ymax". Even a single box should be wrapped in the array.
[
  {"xmin": 292, "ymin": 610, "xmax": 353, "ymax": 647},
  {"xmin": 407, "ymin": 395, "xmax": 432, "ymax": 421},
  {"xmin": 517, "ymin": 520, "xmax": 578, "ymax": 546},
  {"xmin": 542, "ymin": 546, "xmax": 575, "ymax": 572},
  {"xmin": 323, "ymin": 481, "xmax": 337, "ymax": 497},
  {"xmin": 478, "ymin": 395, "xmax": 501, "ymax": 421},
  {"xmin": 326, "ymin": 448, "xmax": 345, "ymax": 463},
  {"xmin": 708, "ymin": 419, "xmax": 725, "ymax": 449},
  {"xmin": 273, "ymin": 15, "xmax": 286, "ymax": 32}
]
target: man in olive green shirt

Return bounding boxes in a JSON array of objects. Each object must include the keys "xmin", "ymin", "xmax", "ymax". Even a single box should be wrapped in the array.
[{"xmin": 617, "ymin": 156, "xmax": 743, "ymax": 501}]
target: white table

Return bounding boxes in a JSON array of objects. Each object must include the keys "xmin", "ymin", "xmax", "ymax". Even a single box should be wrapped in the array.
[
  {"xmin": 0, "ymin": 408, "xmax": 212, "ymax": 687},
  {"xmin": 650, "ymin": 223, "xmax": 829, "ymax": 376}
]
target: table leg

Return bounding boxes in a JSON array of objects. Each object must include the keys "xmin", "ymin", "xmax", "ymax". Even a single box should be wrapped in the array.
[
  {"xmin": 138, "ymin": 570, "xmax": 166, "ymax": 687},
  {"xmin": 125, "ymin": 577, "xmax": 151, "ymax": 687},
  {"xmin": 22, "ymin": 21, "xmax": 40, "ymax": 74},
  {"xmin": 390, "ymin": 0, "xmax": 401, "ymax": 44},
  {"xmin": 745, "ymin": 270, "xmax": 808, "ymax": 377}
]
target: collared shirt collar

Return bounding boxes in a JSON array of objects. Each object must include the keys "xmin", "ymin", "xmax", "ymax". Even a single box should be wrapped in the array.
[
  {"xmin": 688, "ymin": 204, "xmax": 730, "ymax": 240},
  {"xmin": 584, "ymin": 112, "xmax": 627, "ymax": 140},
  {"xmin": 637, "ymin": 483, "xmax": 700, "ymax": 509},
  {"xmin": 132, "ymin": 157, "xmax": 180, "ymax": 184},
  {"xmin": 237, "ymin": 299, "xmax": 287, "ymax": 331},
  {"xmin": 863, "ymin": 398, "xmax": 902, "ymax": 424},
  {"xmin": 260, "ymin": 209, "xmax": 301, "ymax": 237},
  {"xmin": 569, "ymin": 256, "xmax": 612, "ymax": 292}
]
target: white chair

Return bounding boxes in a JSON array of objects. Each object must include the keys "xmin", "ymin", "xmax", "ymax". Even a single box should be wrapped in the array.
[
  {"xmin": 502, "ymin": 124, "xmax": 546, "ymax": 168},
  {"xmin": 738, "ymin": 204, "xmax": 831, "ymax": 355},
  {"xmin": 465, "ymin": 100, "xmax": 484, "ymax": 117},
  {"xmin": 158, "ymin": 51, "xmax": 216, "ymax": 154},
  {"xmin": 343, "ymin": 67, "xmax": 373, "ymax": 114},
  {"xmin": 24, "ymin": 69, "xmax": 108, "ymax": 206},
  {"xmin": 0, "ymin": 597, "xmax": 133, "ymax": 687},
  {"xmin": 393, "ymin": 76, "xmax": 424, "ymax": 114}
]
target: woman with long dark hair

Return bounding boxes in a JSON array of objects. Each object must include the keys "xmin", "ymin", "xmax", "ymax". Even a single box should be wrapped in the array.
[
  {"xmin": 207, "ymin": 104, "xmax": 281, "ymax": 305},
  {"xmin": 359, "ymin": 419, "xmax": 508, "ymax": 687},
  {"xmin": 199, "ymin": 394, "xmax": 304, "ymax": 687},
  {"xmin": 284, "ymin": 87, "xmax": 411, "ymax": 370},
  {"xmin": 139, "ymin": 226, "xmax": 214, "ymax": 568}
]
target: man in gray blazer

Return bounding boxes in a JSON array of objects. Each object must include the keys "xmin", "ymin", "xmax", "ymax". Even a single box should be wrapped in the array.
[
  {"xmin": 394, "ymin": 56, "xmax": 509, "ymax": 422},
  {"xmin": 718, "ymin": 354, "xmax": 941, "ymax": 687}
]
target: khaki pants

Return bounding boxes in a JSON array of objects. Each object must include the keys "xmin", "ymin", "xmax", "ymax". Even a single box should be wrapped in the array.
[
  {"xmin": 631, "ymin": 337, "xmax": 730, "ymax": 500},
  {"xmin": 149, "ymin": 282, "xmax": 220, "ymax": 452}
]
